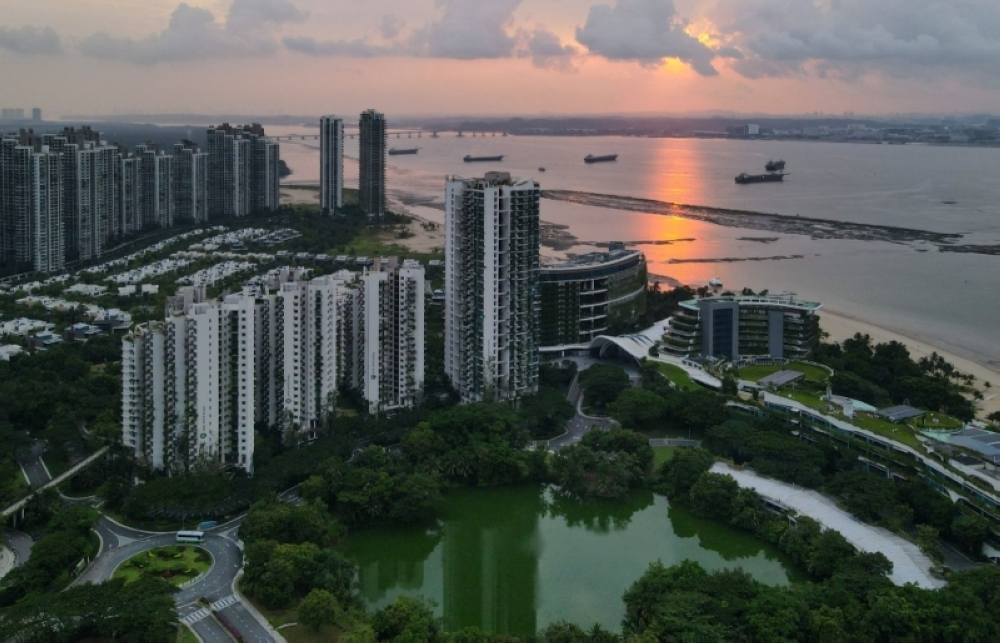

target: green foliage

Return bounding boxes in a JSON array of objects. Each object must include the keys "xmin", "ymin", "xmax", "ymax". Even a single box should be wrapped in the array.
[
  {"xmin": 242, "ymin": 540, "xmax": 357, "ymax": 610},
  {"xmin": 578, "ymin": 365, "xmax": 631, "ymax": 410},
  {"xmin": 0, "ymin": 577, "xmax": 177, "ymax": 643},
  {"xmin": 518, "ymin": 387, "xmax": 575, "ymax": 439},
  {"xmin": 950, "ymin": 512, "xmax": 991, "ymax": 556},
  {"xmin": 551, "ymin": 428, "xmax": 652, "ymax": 499},
  {"xmin": 816, "ymin": 333, "xmax": 975, "ymax": 421},
  {"xmin": 120, "ymin": 473, "xmax": 251, "ymax": 521},
  {"xmin": 298, "ymin": 588, "xmax": 342, "ymax": 631},
  {"xmin": 688, "ymin": 472, "xmax": 740, "ymax": 520},
  {"xmin": 372, "ymin": 595, "xmax": 443, "ymax": 643},
  {"xmin": 0, "ymin": 505, "xmax": 98, "ymax": 604},
  {"xmin": 539, "ymin": 361, "xmax": 578, "ymax": 392},
  {"xmin": 608, "ymin": 389, "xmax": 667, "ymax": 432},
  {"xmin": 239, "ymin": 497, "xmax": 345, "ymax": 548},
  {"xmin": 658, "ymin": 447, "xmax": 715, "ymax": 498}
]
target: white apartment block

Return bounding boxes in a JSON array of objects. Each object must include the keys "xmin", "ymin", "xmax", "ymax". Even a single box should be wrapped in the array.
[
  {"xmin": 277, "ymin": 275, "xmax": 341, "ymax": 432},
  {"xmin": 119, "ymin": 151, "xmax": 142, "ymax": 234},
  {"xmin": 445, "ymin": 172, "xmax": 540, "ymax": 402},
  {"xmin": 320, "ymin": 116, "xmax": 344, "ymax": 213},
  {"xmin": 341, "ymin": 258, "xmax": 425, "ymax": 413},
  {"xmin": 172, "ymin": 141, "xmax": 208, "ymax": 223},
  {"xmin": 136, "ymin": 144, "xmax": 173, "ymax": 229},
  {"xmin": 28, "ymin": 149, "xmax": 64, "ymax": 273}
]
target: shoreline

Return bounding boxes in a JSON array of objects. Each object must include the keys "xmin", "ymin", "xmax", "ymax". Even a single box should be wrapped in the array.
[{"xmin": 820, "ymin": 309, "xmax": 1000, "ymax": 418}]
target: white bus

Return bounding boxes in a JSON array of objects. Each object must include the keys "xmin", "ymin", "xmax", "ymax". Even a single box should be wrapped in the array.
[{"xmin": 175, "ymin": 530, "xmax": 206, "ymax": 544}]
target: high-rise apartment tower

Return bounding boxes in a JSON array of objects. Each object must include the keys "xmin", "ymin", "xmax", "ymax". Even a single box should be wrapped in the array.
[
  {"xmin": 320, "ymin": 116, "xmax": 344, "ymax": 214},
  {"xmin": 444, "ymin": 172, "xmax": 540, "ymax": 402},
  {"xmin": 359, "ymin": 110, "xmax": 386, "ymax": 218}
]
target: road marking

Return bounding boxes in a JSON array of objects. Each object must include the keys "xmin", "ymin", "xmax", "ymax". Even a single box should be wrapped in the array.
[
  {"xmin": 211, "ymin": 595, "xmax": 238, "ymax": 610},
  {"xmin": 180, "ymin": 609, "xmax": 209, "ymax": 625}
]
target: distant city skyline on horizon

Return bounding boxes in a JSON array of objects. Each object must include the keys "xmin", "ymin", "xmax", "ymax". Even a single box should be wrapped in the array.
[{"xmin": 3, "ymin": 0, "xmax": 1000, "ymax": 117}]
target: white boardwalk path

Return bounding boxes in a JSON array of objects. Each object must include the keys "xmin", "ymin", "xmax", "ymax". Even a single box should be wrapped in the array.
[{"xmin": 711, "ymin": 462, "xmax": 945, "ymax": 590}]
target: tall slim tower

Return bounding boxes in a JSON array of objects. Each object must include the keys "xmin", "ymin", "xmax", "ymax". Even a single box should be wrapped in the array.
[
  {"xmin": 359, "ymin": 109, "xmax": 386, "ymax": 219},
  {"xmin": 320, "ymin": 116, "xmax": 344, "ymax": 214},
  {"xmin": 172, "ymin": 140, "xmax": 208, "ymax": 223},
  {"xmin": 135, "ymin": 143, "xmax": 173, "ymax": 230},
  {"xmin": 444, "ymin": 172, "xmax": 540, "ymax": 402}
]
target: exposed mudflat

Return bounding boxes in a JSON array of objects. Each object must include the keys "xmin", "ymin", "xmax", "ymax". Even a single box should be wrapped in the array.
[
  {"xmin": 541, "ymin": 189, "xmax": 1000, "ymax": 255},
  {"xmin": 666, "ymin": 255, "xmax": 807, "ymax": 264}
]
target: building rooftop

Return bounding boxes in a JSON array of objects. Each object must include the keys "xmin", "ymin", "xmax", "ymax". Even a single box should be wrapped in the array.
[
  {"xmin": 758, "ymin": 370, "xmax": 805, "ymax": 388},
  {"xmin": 950, "ymin": 427, "xmax": 1000, "ymax": 461},
  {"xmin": 680, "ymin": 294, "xmax": 823, "ymax": 313},
  {"xmin": 876, "ymin": 405, "xmax": 926, "ymax": 423}
]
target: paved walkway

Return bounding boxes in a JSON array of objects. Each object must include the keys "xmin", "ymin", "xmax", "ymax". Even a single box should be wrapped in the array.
[{"xmin": 711, "ymin": 462, "xmax": 945, "ymax": 589}]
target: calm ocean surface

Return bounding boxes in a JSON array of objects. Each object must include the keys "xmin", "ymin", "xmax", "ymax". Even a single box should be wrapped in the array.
[{"xmin": 273, "ymin": 126, "xmax": 1000, "ymax": 370}]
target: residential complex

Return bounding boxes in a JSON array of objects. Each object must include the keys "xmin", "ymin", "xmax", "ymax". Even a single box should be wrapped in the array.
[
  {"xmin": 172, "ymin": 140, "xmax": 208, "ymax": 223},
  {"xmin": 0, "ymin": 135, "xmax": 64, "ymax": 273},
  {"xmin": 320, "ymin": 116, "xmax": 344, "ymax": 213},
  {"xmin": 538, "ymin": 244, "xmax": 647, "ymax": 347},
  {"xmin": 445, "ymin": 172, "xmax": 540, "ymax": 402},
  {"xmin": 0, "ymin": 124, "xmax": 279, "ymax": 274},
  {"xmin": 340, "ymin": 258, "xmax": 426, "ymax": 413},
  {"xmin": 206, "ymin": 123, "xmax": 280, "ymax": 218},
  {"xmin": 122, "ymin": 261, "xmax": 425, "ymax": 473},
  {"xmin": 359, "ymin": 109, "xmax": 386, "ymax": 218},
  {"xmin": 662, "ymin": 294, "xmax": 822, "ymax": 361}
]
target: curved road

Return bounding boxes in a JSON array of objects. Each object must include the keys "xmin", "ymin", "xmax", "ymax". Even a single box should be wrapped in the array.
[{"xmin": 78, "ymin": 516, "xmax": 278, "ymax": 643}]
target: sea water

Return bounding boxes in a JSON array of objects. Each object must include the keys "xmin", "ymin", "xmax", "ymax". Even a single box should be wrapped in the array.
[{"xmin": 274, "ymin": 126, "xmax": 1000, "ymax": 370}]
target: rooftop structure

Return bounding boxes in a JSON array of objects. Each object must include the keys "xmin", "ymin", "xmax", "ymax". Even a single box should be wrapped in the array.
[
  {"xmin": 757, "ymin": 370, "xmax": 805, "ymax": 388},
  {"xmin": 663, "ymin": 294, "xmax": 822, "ymax": 362},
  {"xmin": 948, "ymin": 428, "xmax": 1000, "ymax": 464},
  {"xmin": 876, "ymin": 405, "xmax": 925, "ymax": 423},
  {"xmin": 539, "ymin": 243, "xmax": 646, "ymax": 347}
]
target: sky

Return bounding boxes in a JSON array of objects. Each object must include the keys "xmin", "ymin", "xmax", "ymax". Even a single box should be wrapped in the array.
[{"xmin": 2, "ymin": 0, "xmax": 1000, "ymax": 118}]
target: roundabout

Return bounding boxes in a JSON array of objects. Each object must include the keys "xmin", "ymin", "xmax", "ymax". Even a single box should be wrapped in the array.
[{"xmin": 112, "ymin": 545, "xmax": 213, "ymax": 587}]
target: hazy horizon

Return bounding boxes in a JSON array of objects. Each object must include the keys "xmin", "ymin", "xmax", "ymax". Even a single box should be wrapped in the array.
[{"xmin": 2, "ymin": 0, "xmax": 1000, "ymax": 118}]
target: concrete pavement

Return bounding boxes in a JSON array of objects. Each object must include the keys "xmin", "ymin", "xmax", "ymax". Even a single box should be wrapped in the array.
[{"xmin": 17, "ymin": 442, "xmax": 51, "ymax": 489}]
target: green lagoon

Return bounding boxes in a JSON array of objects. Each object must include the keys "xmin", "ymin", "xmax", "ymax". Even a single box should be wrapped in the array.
[{"xmin": 348, "ymin": 486, "xmax": 802, "ymax": 635}]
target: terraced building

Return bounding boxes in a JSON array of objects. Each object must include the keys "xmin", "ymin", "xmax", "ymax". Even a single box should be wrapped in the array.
[
  {"xmin": 538, "ymin": 244, "xmax": 647, "ymax": 347},
  {"xmin": 663, "ymin": 295, "xmax": 822, "ymax": 361}
]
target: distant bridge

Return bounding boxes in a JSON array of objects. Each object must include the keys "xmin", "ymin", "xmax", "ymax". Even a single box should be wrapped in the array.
[{"xmin": 268, "ymin": 130, "xmax": 509, "ymax": 142}]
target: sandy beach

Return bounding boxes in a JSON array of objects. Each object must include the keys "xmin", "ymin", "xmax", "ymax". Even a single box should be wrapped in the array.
[{"xmin": 820, "ymin": 309, "xmax": 1000, "ymax": 418}]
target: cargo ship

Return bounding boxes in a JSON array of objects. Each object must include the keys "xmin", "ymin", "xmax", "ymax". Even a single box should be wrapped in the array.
[
  {"xmin": 735, "ymin": 172, "xmax": 786, "ymax": 184},
  {"xmin": 585, "ymin": 154, "xmax": 618, "ymax": 164},
  {"xmin": 765, "ymin": 159, "xmax": 786, "ymax": 172},
  {"xmin": 388, "ymin": 148, "xmax": 419, "ymax": 156},
  {"xmin": 464, "ymin": 155, "xmax": 504, "ymax": 162}
]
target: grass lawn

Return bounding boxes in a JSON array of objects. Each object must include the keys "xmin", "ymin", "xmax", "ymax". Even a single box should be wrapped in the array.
[
  {"xmin": 177, "ymin": 624, "xmax": 199, "ymax": 643},
  {"xmin": 113, "ymin": 546, "xmax": 212, "ymax": 586},
  {"xmin": 784, "ymin": 390, "xmax": 924, "ymax": 449},
  {"xmin": 737, "ymin": 361, "xmax": 831, "ymax": 383},
  {"xmin": 658, "ymin": 362, "xmax": 698, "ymax": 391},
  {"xmin": 653, "ymin": 446, "xmax": 676, "ymax": 468}
]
